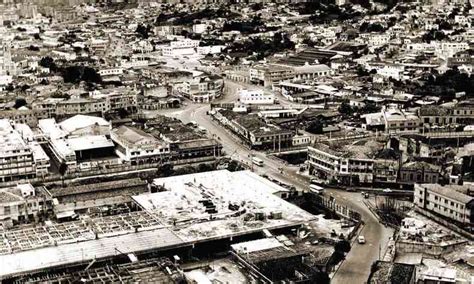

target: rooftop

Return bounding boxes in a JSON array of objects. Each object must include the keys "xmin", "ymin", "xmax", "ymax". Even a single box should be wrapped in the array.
[
  {"xmin": 311, "ymin": 138, "xmax": 385, "ymax": 160},
  {"xmin": 417, "ymin": 183, "xmax": 474, "ymax": 205}
]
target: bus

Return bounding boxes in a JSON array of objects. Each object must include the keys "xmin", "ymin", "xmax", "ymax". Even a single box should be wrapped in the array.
[
  {"xmin": 252, "ymin": 157, "xmax": 264, "ymax": 167},
  {"xmin": 309, "ymin": 184, "xmax": 324, "ymax": 195}
]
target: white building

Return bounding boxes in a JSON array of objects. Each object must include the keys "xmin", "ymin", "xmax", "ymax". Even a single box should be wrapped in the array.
[
  {"xmin": 110, "ymin": 126, "xmax": 170, "ymax": 165},
  {"xmin": 414, "ymin": 183, "xmax": 473, "ymax": 226},
  {"xmin": 192, "ymin": 23, "xmax": 208, "ymax": 34},
  {"xmin": 162, "ymin": 39, "xmax": 199, "ymax": 57},
  {"xmin": 238, "ymin": 89, "xmax": 275, "ymax": 105},
  {"xmin": 0, "ymin": 119, "xmax": 37, "ymax": 182}
]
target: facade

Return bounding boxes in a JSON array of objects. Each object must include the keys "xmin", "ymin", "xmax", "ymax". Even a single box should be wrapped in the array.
[
  {"xmin": 414, "ymin": 183, "xmax": 473, "ymax": 227},
  {"xmin": 0, "ymin": 119, "xmax": 37, "ymax": 183},
  {"xmin": 0, "ymin": 109, "xmax": 38, "ymax": 127},
  {"xmin": 238, "ymin": 89, "xmax": 274, "ymax": 105},
  {"xmin": 249, "ymin": 64, "xmax": 295, "ymax": 87},
  {"xmin": 175, "ymin": 74, "xmax": 224, "ymax": 103},
  {"xmin": 111, "ymin": 126, "xmax": 170, "ymax": 164},
  {"xmin": 0, "ymin": 184, "xmax": 50, "ymax": 226},
  {"xmin": 308, "ymin": 142, "xmax": 376, "ymax": 185},
  {"xmin": 399, "ymin": 161, "xmax": 440, "ymax": 185},
  {"xmin": 382, "ymin": 108, "xmax": 420, "ymax": 134},
  {"xmin": 419, "ymin": 100, "xmax": 474, "ymax": 127}
]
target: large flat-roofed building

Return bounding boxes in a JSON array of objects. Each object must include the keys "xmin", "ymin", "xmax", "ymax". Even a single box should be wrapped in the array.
[
  {"xmin": 38, "ymin": 118, "xmax": 116, "ymax": 172},
  {"xmin": 135, "ymin": 170, "xmax": 312, "ymax": 239},
  {"xmin": 0, "ymin": 170, "xmax": 313, "ymax": 279},
  {"xmin": 414, "ymin": 183, "xmax": 474, "ymax": 228}
]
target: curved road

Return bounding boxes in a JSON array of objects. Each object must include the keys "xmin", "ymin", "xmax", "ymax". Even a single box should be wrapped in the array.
[{"xmin": 147, "ymin": 82, "xmax": 393, "ymax": 283}]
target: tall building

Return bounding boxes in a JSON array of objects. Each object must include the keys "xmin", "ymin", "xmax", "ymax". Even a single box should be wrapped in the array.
[{"xmin": 0, "ymin": 120, "xmax": 37, "ymax": 183}]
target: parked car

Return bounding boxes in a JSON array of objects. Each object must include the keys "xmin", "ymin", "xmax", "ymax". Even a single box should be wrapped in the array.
[
  {"xmin": 383, "ymin": 188, "xmax": 392, "ymax": 193},
  {"xmin": 358, "ymin": 236, "xmax": 366, "ymax": 244}
]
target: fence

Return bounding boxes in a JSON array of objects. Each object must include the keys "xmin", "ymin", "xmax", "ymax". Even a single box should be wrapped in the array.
[{"xmin": 307, "ymin": 194, "xmax": 362, "ymax": 222}]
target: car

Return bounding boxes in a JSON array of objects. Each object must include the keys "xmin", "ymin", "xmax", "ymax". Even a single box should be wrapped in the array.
[
  {"xmin": 383, "ymin": 188, "xmax": 393, "ymax": 193},
  {"xmin": 364, "ymin": 193, "xmax": 369, "ymax": 199},
  {"xmin": 358, "ymin": 236, "xmax": 366, "ymax": 244}
]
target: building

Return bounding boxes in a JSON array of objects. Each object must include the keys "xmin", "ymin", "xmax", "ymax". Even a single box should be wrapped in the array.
[
  {"xmin": 231, "ymin": 237, "xmax": 335, "ymax": 283},
  {"xmin": 307, "ymin": 139, "xmax": 386, "ymax": 185},
  {"xmin": 399, "ymin": 161, "xmax": 440, "ymax": 185},
  {"xmin": 238, "ymin": 89, "xmax": 275, "ymax": 105},
  {"xmin": 0, "ymin": 108, "xmax": 38, "ymax": 127},
  {"xmin": 0, "ymin": 119, "xmax": 37, "ymax": 182},
  {"xmin": 38, "ymin": 118, "xmax": 115, "ymax": 172},
  {"xmin": 212, "ymin": 110, "xmax": 294, "ymax": 150},
  {"xmin": 175, "ymin": 73, "xmax": 224, "ymax": 103},
  {"xmin": 162, "ymin": 38, "xmax": 199, "ymax": 57},
  {"xmin": 0, "ymin": 170, "xmax": 313, "ymax": 280},
  {"xmin": 111, "ymin": 125, "xmax": 170, "ymax": 165},
  {"xmin": 414, "ymin": 183, "xmax": 473, "ymax": 228},
  {"xmin": 46, "ymin": 178, "xmax": 148, "ymax": 216},
  {"xmin": 382, "ymin": 107, "xmax": 420, "ymax": 134},
  {"xmin": 0, "ymin": 184, "xmax": 51, "ymax": 226},
  {"xmin": 58, "ymin": 114, "xmax": 110, "ymax": 137},
  {"xmin": 249, "ymin": 64, "xmax": 295, "ymax": 87}
]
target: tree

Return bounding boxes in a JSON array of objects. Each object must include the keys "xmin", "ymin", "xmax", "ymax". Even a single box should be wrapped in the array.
[
  {"xmin": 39, "ymin": 56, "xmax": 56, "ymax": 70},
  {"xmin": 305, "ymin": 120, "xmax": 324, "ymax": 134},
  {"xmin": 58, "ymin": 163, "xmax": 68, "ymax": 187},
  {"xmin": 136, "ymin": 24, "xmax": 151, "ymax": 39},
  {"xmin": 14, "ymin": 98, "xmax": 27, "ymax": 109},
  {"xmin": 338, "ymin": 101, "xmax": 353, "ymax": 116}
]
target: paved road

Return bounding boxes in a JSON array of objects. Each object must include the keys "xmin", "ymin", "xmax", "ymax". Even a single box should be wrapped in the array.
[
  {"xmin": 327, "ymin": 189, "xmax": 394, "ymax": 284},
  {"xmin": 149, "ymin": 83, "xmax": 394, "ymax": 283}
]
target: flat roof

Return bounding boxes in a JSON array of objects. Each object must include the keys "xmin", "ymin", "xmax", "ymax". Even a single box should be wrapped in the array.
[
  {"xmin": 67, "ymin": 135, "xmax": 114, "ymax": 152},
  {"xmin": 0, "ymin": 228, "xmax": 183, "ymax": 280},
  {"xmin": 134, "ymin": 170, "xmax": 312, "ymax": 242}
]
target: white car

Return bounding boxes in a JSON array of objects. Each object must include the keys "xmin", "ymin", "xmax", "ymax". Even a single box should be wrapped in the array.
[
  {"xmin": 383, "ymin": 188, "xmax": 392, "ymax": 193},
  {"xmin": 358, "ymin": 236, "xmax": 366, "ymax": 244}
]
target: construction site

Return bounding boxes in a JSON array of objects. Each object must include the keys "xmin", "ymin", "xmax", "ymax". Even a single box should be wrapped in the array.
[{"xmin": 0, "ymin": 170, "xmax": 322, "ymax": 282}]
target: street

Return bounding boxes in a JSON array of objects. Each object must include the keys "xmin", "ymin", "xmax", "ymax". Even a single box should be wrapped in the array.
[{"xmin": 146, "ymin": 81, "xmax": 394, "ymax": 283}]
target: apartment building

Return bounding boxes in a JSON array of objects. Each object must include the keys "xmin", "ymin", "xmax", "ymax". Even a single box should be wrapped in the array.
[
  {"xmin": 0, "ymin": 119, "xmax": 36, "ymax": 182},
  {"xmin": 308, "ymin": 140, "xmax": 380, "ymax": 185},
  {"xmin": 414, "ymin": 183, "xmax": 473, "ymax": 227}
]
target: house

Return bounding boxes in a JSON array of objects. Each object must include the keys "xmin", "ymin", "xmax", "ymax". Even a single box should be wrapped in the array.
[
  {"xmin": 399, "ymin": 161, "xmax": 440, "ymax": 185},
  {"xmin": 0, "ymin": 184, "xmax": 51, "ymax": 227}
]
